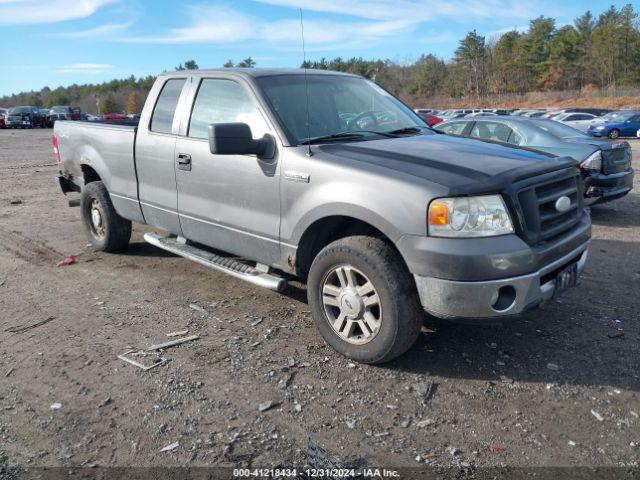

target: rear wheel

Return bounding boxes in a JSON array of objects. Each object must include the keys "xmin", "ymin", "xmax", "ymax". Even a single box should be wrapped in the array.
[
  {"xmin": 80, "ymin": 181, "xmax": 131, "ymax": 252},
  {"xmin": 608, "ymin": 129, "xmax": 620, "ymax": 139},
  {"xmin": 307, "ymin": 235, "xmax": 423, "ymax": 364}
]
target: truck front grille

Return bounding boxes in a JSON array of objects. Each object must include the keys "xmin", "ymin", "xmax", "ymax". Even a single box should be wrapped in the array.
[{"xmin": 515, "ymin": 169, "xmax": 582, "ymax": 244}]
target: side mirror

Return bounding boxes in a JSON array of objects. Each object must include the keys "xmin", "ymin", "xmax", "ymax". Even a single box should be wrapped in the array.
[{"xmin": 208, "ymin": 123, "xmax": 274, "ymax": 159}]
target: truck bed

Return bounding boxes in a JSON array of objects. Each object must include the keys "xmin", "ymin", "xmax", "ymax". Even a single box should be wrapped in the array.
[{"xmin": 55, "ymin": 120, "xmax": 144, "ymax": 223}]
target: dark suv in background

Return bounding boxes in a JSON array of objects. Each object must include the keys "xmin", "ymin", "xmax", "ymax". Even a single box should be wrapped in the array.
[
  {"xmin": 5, "ymin": 106, "xmax": 46, "ymax": 128},
  {"xmin": 45, "ymin": 106, "xmax": 81, "ymax": 127}
]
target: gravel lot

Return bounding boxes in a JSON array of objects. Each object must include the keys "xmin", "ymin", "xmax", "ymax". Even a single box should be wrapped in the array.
[{"xmin": 0, "ymin": 129, "xmax": 639, "ymax": 475}]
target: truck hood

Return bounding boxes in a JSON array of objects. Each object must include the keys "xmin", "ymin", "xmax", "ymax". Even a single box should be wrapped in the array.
[{"xmin": 319, "ymin": 133, "xmax": 577, "ymax": 195}]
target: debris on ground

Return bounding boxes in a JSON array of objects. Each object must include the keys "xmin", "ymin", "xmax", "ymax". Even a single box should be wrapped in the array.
[
  {"xmin": 258, "ymin": 400, "xmax": 280, "ymax": 412},
  {"xmin": 98, "ymin": 397, "xmax": 112, "ymax": 408},
  {"xmin": 118, "ymin": 350, "xmax": 167, "ymax": 371},
  {"xmin": 9, "ymin": 199, "xmax": 22, "ymax": 205},
  {"xmin": 57, "ymin": 255, "xmax": 77, "ymax": 267},
  {"xmin": 250, "ymin": 318, "xmax": 263, "ymax": 327},
  {"xmin": 591, "ymin": 410, "xmax": 604, "ymax": 422},
  {"xmin": 189, "ymin": 303, "xmax": 208, "ymax": 315},
  {"xmin": 411, "ymin": 381, "xmax": 437, "ymax": 401},
  {"xmin": 0, "ymin": 280, "xmax": 5, "ymax": 287},
  {"xmin": 160, "ymin": 441, "xmax": 179, "ymax": 453},
  {"xmin": 5, "ymin": 316, "xmax": 55, "ymax": 334},
  {"xmin": 491, "ymin": 443, "xmax": 505, "ymax": 453},
  {"xmin": 5, "ymin": 368, "xmax": 14, "ymax": 377},
  {"xmin": 608, "ymin": 331, "xmax": 624, "ymax": 339},
  {"xmin": 416, "ymin": 419, "xmax": 434, "ymax": 428},
  {"xmin": 166, "ymin": 330, "xmax": 189, "ymax": 338},
  {"xmin": 50, "ymin": 403, "xmax": 62, "ymax": 410},
  {"xmin": 568, "ymin": 440, "xmax": 577, "ymax": 446},
  {"xmin": 148, "ymin": 335, "xmax": 199, "ymax": 351},
  {"xmin": 546, "ymin": 363, "xmax": 560, "ymax": 371}
]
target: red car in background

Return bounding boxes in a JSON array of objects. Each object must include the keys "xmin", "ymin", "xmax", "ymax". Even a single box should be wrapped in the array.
[
  {"xmin": 0, "ymin": 108, "xmax": 6, "ymax": 128},
  {"xmin": 102, "ymin": 113, "xmax": 126, "ymax": 121},
  {"xmin": 416, "ymin": 112, "xmax": 443, "ymax": 127}
]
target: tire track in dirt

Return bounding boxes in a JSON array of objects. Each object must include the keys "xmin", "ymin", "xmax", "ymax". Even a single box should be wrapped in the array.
[{"xmin": 0, "ymin": 228, "xmax": 65, "ymax": 266}]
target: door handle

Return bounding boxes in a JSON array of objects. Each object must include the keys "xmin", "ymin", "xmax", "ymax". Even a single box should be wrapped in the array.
[
  {"xmin": 177, "ymin": 153, "xmax": 191, "ymax": 165},
  {"xmin": 176, "ymin": 153, "xmax": 192, "ymax": 171}
]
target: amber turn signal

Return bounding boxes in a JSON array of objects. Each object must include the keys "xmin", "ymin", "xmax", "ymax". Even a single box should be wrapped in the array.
[{"xmin": 429, "ymin": 202, "xmax": 449, "ymax": 226}]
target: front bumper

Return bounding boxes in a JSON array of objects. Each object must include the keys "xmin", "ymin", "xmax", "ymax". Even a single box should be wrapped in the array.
[
  {"xmin": 587, "ymin": 129, "xmax": 606, "ymax": 137},
  {"xmin": 585, "ymin": 168, "xmax": 634, "ymax": 204},
  {"xmin": 414, "ymin": 243, "xmax": 589, "ymax": 319},
  {"xmin": 6, "ymin": 120, "xmax": 31, "ymax": 127}
]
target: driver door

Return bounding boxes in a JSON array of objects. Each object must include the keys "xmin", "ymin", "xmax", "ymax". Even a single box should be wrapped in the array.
[{"xmin": 174, "ymin": 77, "xmax": 281, "ymax": 265}]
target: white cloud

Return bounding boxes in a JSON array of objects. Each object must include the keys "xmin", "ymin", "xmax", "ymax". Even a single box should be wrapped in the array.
[
  {"xmin": 255, "ymin": 0, "xmax": 547, "ymax": 22},
  {"xmin": 54, "ymin": 21, "xmax": 131, "ymax": 38},
  {"xmin": 0, "ymin": 0, "xmax": 119, "ymax": 25},
  {"xmin": 123, "ymin": 3, "xmax": 416, "ymax": 47},
  {"xmin": 54, "ymin": 63, "xmax": 115, "ymax": 74},
  {"xmin": 125, "ymin": 5, "xmax": 253, "ymax": 44}
]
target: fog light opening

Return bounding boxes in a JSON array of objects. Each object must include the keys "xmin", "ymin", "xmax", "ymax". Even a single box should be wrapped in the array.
[{"xmin": 491, "ymin": 285, "xmax": 517, "ymax": 312}]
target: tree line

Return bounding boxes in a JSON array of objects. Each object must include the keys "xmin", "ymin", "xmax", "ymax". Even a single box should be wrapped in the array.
[{"xmin": 1, "ymin": 4, "xmax": 638, "ymax": 112}]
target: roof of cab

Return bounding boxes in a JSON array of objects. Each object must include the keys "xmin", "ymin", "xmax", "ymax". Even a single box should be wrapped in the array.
[{"xmin": 159, "ymin": 68, "xmax": 359, "ymax": 79}]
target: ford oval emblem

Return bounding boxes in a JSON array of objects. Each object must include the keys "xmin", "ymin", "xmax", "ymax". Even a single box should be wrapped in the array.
[{"xmin": 555, "ymin": 196, "xmax": 571, "ymax": 213}]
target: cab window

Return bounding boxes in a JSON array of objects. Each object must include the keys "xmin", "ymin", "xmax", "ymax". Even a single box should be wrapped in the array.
[
  {"xmin": 188, "ymin": 79, "xmax": 268, "ymax": 140},
  {"xmin": 150, "ymin": 78, "xmax": 186, "ymax": 134}
]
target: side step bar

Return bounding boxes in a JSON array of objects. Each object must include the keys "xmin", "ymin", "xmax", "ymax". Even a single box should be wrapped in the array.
[{"xmin": 144, "ymin": 232, "xmax": 287, "ymax": 292}]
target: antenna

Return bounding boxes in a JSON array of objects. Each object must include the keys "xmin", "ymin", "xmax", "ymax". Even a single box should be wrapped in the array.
[{"xmin": 300, "ymin": 8, "xmax": 313, "ymax": 156}]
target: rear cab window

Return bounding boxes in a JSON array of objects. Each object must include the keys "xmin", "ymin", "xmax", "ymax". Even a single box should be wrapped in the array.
[{"xmin": 150, "ymin": 78, "xmax": 187, "ymax": 134}]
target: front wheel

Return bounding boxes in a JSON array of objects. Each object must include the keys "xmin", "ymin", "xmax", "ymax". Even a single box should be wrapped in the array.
[
  {"xmin": 307, "ymin": 236, "xmax": 423, "ymax": 364},
  {"xmin": 80, "ymin": 181, "xmax": 132, "ymax": 252},
  {"xmin": 608, "ymin": 129, "xmax": 620, "ymax": 139}
]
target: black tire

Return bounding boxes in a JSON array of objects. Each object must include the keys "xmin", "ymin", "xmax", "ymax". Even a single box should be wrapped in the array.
[
  {"xmin": 307, "ymin": 235, "xmax": 423, "ymax": 364},
  {"xmin": 80, "ymin": 181, "xmax": 131, "ymax": 252},
  {"xmin": 608, "ymin": 129, "xmax": 620, "ymax": 139}
]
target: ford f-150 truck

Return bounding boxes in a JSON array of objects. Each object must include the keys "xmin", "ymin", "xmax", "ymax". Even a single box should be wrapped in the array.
[{"xmin": 54, "ymin": 69, "xmax": 591, "ymax": 363}]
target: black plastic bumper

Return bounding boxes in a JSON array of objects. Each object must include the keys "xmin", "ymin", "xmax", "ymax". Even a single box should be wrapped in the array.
[{"xmin": 585, "ymin": 168, "xmax": 634, "ymax": 204}]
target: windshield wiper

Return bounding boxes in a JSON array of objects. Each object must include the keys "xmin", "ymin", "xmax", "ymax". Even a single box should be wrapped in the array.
[
  {"xmin": 300, "ymin": 130, "xmax": 396, "ymax": 145},
  {"xmin": 385, "ymin": 126, "xmax": 425, "ymax": 135}
]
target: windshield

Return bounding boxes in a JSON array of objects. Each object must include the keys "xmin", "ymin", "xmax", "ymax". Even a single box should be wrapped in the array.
[
  {"xmin": 51, "ymin": 106, "xmax": 69, "ymax": 113},
  {"xmin": 602, "ymin": 111, "xmax": 636, "ymax": 122},
  {"xmin": 257, "ymin": 74, "xmax": 428, "ymax": 145},
  {"xmin": 8, "ymin": 107, "xmax": 30, "ymax": 114},
  {"xmin": 531, "ymin": 119, "xmax": 589, "ymax": 139}
]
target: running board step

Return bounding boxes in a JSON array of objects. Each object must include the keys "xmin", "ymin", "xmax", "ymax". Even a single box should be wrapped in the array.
[{"xmin": 144, "ymin": 232, "xmax": 287, "ymax": 292}]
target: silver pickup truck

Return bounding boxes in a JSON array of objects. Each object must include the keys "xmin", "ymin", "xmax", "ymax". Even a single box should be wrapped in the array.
[{"xmin": 54, "ymin": 69, "xmax": 591, "ymax": 363}]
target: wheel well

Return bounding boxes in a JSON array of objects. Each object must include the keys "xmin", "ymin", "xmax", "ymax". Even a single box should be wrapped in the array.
[
  {"xmin": 81, "ymin": 165, "xmax": 101, "ymax": 185},
  {"xmin": 295, "ymin": 216, "xmax": 396, "ymax": 277}
]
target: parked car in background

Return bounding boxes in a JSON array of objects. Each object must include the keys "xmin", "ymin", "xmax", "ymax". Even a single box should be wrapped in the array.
[
  {"xmin": 102, "ymin": 113, "xmax": 126, "ymax": 121},
  {"xmin": 5, "ymin": 106, "xmax": 46, "ymax": 128},
  {"xmin": 46, "ymin": 106, "xmax": 81, "ymax": 127},
  {"xmin": 522, "ymin": 110, "xmax": 548, "ymax": 118},
  {"xmin": 544, "ymin": 108, "xmax": 611, "ymax": 119},
  {"xmin": 586, "ymin": 111, "xmax": 640, "ymax": 139},
  {"xmin": 0, "ymin": 108, "xmax": 6, "ymax": 128},
  {"xmin": 554, "ymin": 112, "xmax": 598, "ymax": 132},
  {"xmin": 436, "ymin": 116, "xmax": 634, "ymax": 205},
  {"xmin": 415, "ymin": 111, "xmax": 443, "ymax": 126}
]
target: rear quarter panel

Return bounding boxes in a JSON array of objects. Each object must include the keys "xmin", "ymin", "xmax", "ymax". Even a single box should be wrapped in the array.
[{"xmin": 55, "ymin": 121, "xmax": 144, "ymax": 222}]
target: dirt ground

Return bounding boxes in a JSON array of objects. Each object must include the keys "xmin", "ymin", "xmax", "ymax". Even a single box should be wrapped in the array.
[{"xmin": 0, "ymin": 128, "xmax": 639, "ymax": 476}]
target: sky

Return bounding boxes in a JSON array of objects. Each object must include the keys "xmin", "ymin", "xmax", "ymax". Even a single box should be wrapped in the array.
[{"xmin": 0, "ymin": 0, "xmax": 638, "ymax": 97}]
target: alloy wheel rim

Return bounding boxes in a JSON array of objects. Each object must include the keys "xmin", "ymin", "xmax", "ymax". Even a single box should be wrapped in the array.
[{"xmin": 321, "ymin": 265, "xmax": 382, "ymax": 345}]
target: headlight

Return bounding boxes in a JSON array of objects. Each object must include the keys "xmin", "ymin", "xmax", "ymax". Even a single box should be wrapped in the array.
[
  {"xmin": 428, "ymin": 195, "xmax": 514, "ymax": 238},
  {"xmin": 581, "ymin": 150, "xmax": 602, "ymax": 172},
  {"xmin": 595, "ymin": 125, "xmax": 605, "ymax": 130}
]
